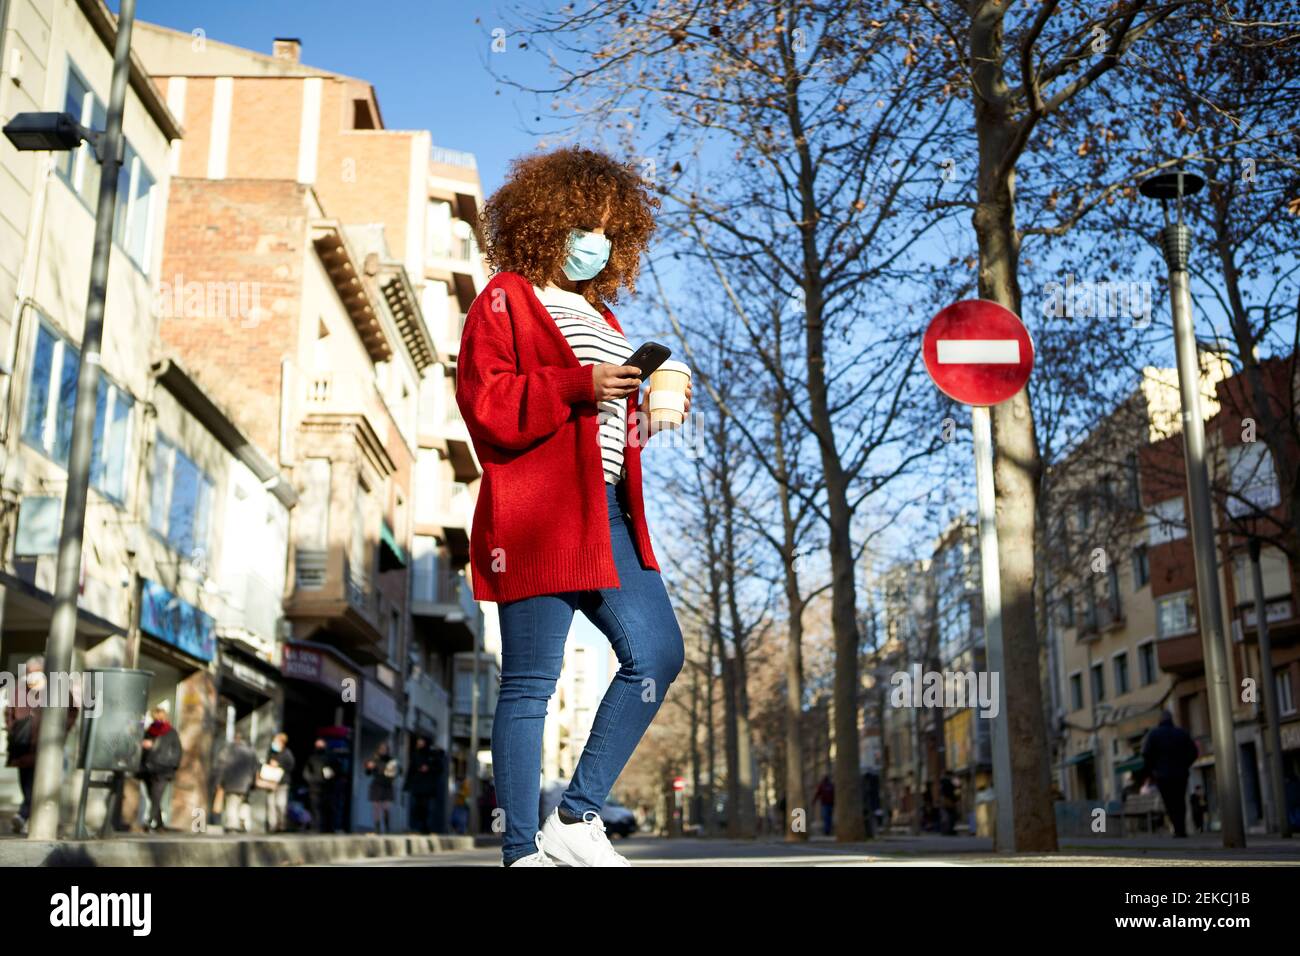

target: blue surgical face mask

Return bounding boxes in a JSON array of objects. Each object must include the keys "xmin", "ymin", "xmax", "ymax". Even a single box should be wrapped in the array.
[{"xmin": 562, "ymin": 229, "xmax": 611, "ymax": 281}]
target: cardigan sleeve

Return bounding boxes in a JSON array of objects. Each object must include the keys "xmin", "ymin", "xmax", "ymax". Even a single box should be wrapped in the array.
[{"xmin": 456, "ymin": 293, "xmax": 594, "ymax": 451}]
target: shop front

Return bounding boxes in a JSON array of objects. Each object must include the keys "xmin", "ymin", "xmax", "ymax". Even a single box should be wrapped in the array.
[
  {"xmin": 281, "ymin": 641, "xmax": 360, "ymax": 832},
  {"xmin": 356, "ymin": 675, "xmax": 402, "ymax": 832},
  {"xmin": 133, "ymin": 578, "xmax": 220, "ymax": 828}
]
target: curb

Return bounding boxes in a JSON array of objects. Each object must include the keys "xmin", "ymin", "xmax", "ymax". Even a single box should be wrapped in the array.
[{"xmin": 0, "ymin": 833, "xmax": 478, "ymax": 867}]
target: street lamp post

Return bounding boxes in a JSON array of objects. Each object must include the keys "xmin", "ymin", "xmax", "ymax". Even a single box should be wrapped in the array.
[
  {"xmin": 5, "ymin": 0, "xmax": 138, "ymax": 841},
  {"xmin": 1139, "ymin": 170, "xmax": 1246, "ymax": 848},
  {"xmin": 1248, "ymin": 536, "xmax": 1291, "ymax": 837}
]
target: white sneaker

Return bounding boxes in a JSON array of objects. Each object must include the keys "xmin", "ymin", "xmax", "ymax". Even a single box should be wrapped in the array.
[
  {"xmin": 540, "ymin": 808, "xmax": 630, "ymax": 867},
  {"xmin": 507, "ymin": 832, "xmax": 557, "ymax": 867}
]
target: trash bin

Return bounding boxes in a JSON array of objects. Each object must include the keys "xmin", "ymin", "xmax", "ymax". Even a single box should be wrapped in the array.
[{"xmin": 79, "ymin": 667, "xmax": 154, "ymax": 773}]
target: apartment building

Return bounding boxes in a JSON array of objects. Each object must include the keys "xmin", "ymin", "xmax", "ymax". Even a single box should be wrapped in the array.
[
  {"xmin": 871, "ymin": 557, "xmax": 937, "ymax": 830},
  {"xmin": 931, "ymin": 519, "xmax": 991, "ymax": 830},
  {"xmin": 0, "ymin": 0, "xmax": 313, "ymax": 833},
  {"xmin": 1140, "ymin": 355, "xmax": 1300, "ymax": 832},
  {"xmin": 1042, "ymin": 369, "xmax": 1207, "ymax": 807},
  {"xmin": 132, "ymin": 24, "xmax": 491, "ymax": 829},
  {"xmin": 419, "ymin": 146, "xmax": 494, "ymax": 789}
]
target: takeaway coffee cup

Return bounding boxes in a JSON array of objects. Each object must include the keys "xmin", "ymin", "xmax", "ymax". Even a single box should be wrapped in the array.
[{"xmin": 648, "ymin": 359, "xmax": 691, "ymax": 434}]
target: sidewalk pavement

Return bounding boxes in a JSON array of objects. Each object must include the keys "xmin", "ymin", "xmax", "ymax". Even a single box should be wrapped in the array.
[
  {"xmin": 0, "ymin": 831, "xmax": 476, "ymax": 867},
  {"xmin": 794, "ymin": 831, "xmax": 1300, "ymax": 864}
]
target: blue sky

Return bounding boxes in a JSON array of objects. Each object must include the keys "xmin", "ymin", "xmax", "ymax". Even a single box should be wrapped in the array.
[{"xmin": 125, "ymin": 0, "xmax": 545, "ymax": 194}]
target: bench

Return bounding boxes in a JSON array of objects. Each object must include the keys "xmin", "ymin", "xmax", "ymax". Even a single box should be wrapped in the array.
[{"xmin": 1117, "ymin": 791, "xmax": 1165, "ymax": 834}]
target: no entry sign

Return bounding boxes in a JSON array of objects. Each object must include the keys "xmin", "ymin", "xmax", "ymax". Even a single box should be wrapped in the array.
[{"xmin": 922, "ymin": 300, "xmax": 1034, "ymax": 406}]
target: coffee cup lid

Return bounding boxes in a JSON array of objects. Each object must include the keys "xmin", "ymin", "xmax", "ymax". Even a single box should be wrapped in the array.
[{"xmin": 655, "ymin": 359, "xmax": 691, "ymax": 376}]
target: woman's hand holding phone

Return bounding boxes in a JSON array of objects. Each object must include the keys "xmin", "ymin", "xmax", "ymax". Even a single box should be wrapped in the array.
[{"xmin": 592, "ymin": 363, "xmax": 642, "ymax": 402}]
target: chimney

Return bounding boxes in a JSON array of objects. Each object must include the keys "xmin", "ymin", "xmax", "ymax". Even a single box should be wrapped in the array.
[{"xmin": 272, "ymin": 38, "xmax": 302, "ymax": 63}]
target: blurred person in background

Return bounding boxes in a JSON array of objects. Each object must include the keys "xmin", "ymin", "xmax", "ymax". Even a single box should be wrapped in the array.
[
  {"xmin": 214, "ymin": 732, "xmax": 258, "ymax": 833},
  {"xmin": 139, "ymin": 706, "xmax": 182, "ymax": 831},
  {"xmin": 1141, "ymin": 711, "xmax": 1198, "ymax": 838},
  {"xmin": 302, "ymin": 738, "xmax": 338, "ymax": 833},
  {"xmin": 263, "ymin": 732, "xmax": 296, "ymax": 833}
]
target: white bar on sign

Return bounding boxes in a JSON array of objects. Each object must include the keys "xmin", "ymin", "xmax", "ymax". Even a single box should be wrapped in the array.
[{"xmin": 936, "ymin": 339, "xmax": 1019, "ymax": 364}]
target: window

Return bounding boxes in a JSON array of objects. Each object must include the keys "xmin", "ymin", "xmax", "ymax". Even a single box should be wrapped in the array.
[
  {"xmin": 1069, "ymin": 672, "xmax": 1083, "ymax": 712},
  {"xmin": 1125, "ymin": 452, "xmax": 1141, "ymax": 509},
  {"xmin": 57, "ymin": 64, "xmax": 156, "ymax": 274},
  {"xmin": 89, "ymin": 376, "xmax": 133, "ymax": 502},
  {"xmin": 1114, "ymin": 652, "xmax": 1130, "ymax": 696},
  {"xmin": 426, "ymin": 200, "xmax": 453, "ymax": 259},
  {"xmin": 1225, "ymin": 442, "xmax": 1281, "ymax": 518},
  {"xmin": 1147, "ymin": 497, "xmax": 1187, "ymax": 546},
  {"xmin": 23, "ymin": 322, "xmax": 133, "ymax": 500},
  {"xmin": 57, "ymin": 66, "xmax": 105, "ymax": 203},
  {"xmin": 350, "ymin": 481, "xmax": 369, "ymax": 585},
  {"xmin": 1156, "ymin": 591, "xmax": 1197, "ymax": 639},
  {"xmin": 1132, "ymin": 545, "xmax": 1150, "ymax": 589},
  {"xmin": 1090, "ymin": 662, "xmax": 1105, "ymax": 704},
  {"xmin": 117, "ymin": 142, "xmax": 156, "ymax": 272},
  {"xmin": 1077, "ymin": 497, "xmax": 1091, "ymax": 533},
  {"xmin": 1278, "ymin": 669, "xmax": 1296, "ymax": 716},
  {"xmin": 1138, "ymin": 641, "xmax": 1158, "ymax": 686},
  {"xmin": 149, "ymin": 435, "xmax": 214, "ymax": 563},
  {"xmin": 1059, "ymin": 590, "xmax": 1075, "ymax": 628}
]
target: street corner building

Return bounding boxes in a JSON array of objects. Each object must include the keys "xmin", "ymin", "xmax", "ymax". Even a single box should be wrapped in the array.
[{"xmin": 0, "ymin": 1, "xmax": 528, "ymax": 838}]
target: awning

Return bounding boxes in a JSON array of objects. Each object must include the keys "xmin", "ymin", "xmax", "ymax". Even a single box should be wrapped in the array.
[
  {"xmin": 1065, "ymin": 751, "xmax": 1095, "ymax": 766},
  {"xmin": 1114, "ymin": 754, "xmax": 1145, "ymax": 775},
  {"xmin": 379, "ymin": 520, "xmax": 407, "ymax": 571}
]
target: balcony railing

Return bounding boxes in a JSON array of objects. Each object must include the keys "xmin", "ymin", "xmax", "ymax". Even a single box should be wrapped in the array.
[
  {"xmin": 219, "ymin": 570, "xmax": 283, "ymax": 643},
  {"xmin": 344, "ymin": 561, "xmax": 379, "ymax": 623},
  {"xmin": 295, "ymin": 549, "xmax": 327, "ymax": 590}
]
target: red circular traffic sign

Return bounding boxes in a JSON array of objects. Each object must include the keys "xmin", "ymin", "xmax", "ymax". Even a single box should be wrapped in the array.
[{"xmin": 922, "ymin": 300, "xmax": 1034, "ymax": 406}]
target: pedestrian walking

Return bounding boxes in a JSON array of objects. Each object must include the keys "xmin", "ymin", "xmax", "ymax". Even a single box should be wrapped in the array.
[
  {"xmin": 1189, "ymin": 786, "xmax": 1207, "ymax": 833},
  {"xmin": 302, "ymin": 738, "xmax": 337, "ymax": 833},
  {"xmin": 939, "ymin": 774, "xmax": 959, "ymax": 836},
  {"xmin": 139, "ymin": 706, "xmax": 182, "ymax": 831},
  {"xmin": 405, "ymin": 736, "xmax": 439, "ymax": 834},
  {"xmin": 459, "ymin": 146, "xmax": 688, "ymax": 866},
  {"xmin": 3, "ymin": 656, "xmax": 79, "ymax": 835},
  {"xmin": 214, "ymin": 733, "xmax": 258, "ymax": 833},
  {"xmin": 1141, "ymin": 711, "xmax": 1199, "ymax": 837},
  {"xmin": 261, "ymin": 733, "xmax": 296, "ymax": 833},
  {"xmin": 450, "ymin": 777, "xmax": 469, "ymax": 834},
  {"xmin": 813, "ymin": 774, "xmax": 835, "ymax": 836},
  {"xmin": 364, "ymin": 741, "xmax": 398, "ymax": 833}
]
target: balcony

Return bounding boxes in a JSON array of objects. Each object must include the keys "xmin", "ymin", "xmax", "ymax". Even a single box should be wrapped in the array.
[
  {"xmin": 406, "ymin": 670, "xmax": 450, "ymax": 730},
  {"xmin": 216, "ymin": 569, "xmax": 284, "ymax": 649},
  {"xmin": 1156, "ymin": 631, "xmax": 1204, "ymax": 677},
  {"xmin": 1077, "ymin": 586, "xmax": 1124, "ymax": 641},
  {"xmin": 285, "ymin": 548, "xmax": 387, "ymax": 659},
  {"xmin": 412, "ymin": 566, "xmax": 480, "ymax": 655},
  {"xmin": 433, "ymin": 378, "xmax": 478, "ymax": 482},
  {"xmin": 302, "ymin": 373, "xmax": 390, "ymax": 447},
  {"xmin": 1237, "ymin": 598, "xmax": 1299, "ymax": 647},
  {"xmin": 429, "ymin": 311, "xmax": 468, "ymax": 360},
  {"xmin": 451, "ymin": 653, "xmax": 498, "ymax": 741}
]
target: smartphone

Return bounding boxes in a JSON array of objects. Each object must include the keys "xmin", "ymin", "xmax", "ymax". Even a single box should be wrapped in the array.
[{"xmin": 626, "ymin": 341, "xmax": 672, "ymax": 379}]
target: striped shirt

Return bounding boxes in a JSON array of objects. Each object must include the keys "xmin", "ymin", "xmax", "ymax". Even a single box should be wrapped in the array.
[{"xmin": 533, "ymin": 283, "xmax": 632, "ymax": 484}]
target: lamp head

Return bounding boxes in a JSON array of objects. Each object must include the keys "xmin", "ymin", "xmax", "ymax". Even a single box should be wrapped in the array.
[{"xmin": 2, "ymin": 111, "xmax": 86, "ymax": 152}]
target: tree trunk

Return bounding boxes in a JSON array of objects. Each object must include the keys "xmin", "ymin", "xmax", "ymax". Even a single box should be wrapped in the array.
[{"xmin": 969, "ymin": 0, "xmax": 1059, "ymax": 852}]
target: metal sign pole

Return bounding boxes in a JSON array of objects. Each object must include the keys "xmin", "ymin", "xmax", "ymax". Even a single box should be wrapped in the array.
[{"xmin": 971, "ymin": 405, "xmax": 1015, "ymax": 851}]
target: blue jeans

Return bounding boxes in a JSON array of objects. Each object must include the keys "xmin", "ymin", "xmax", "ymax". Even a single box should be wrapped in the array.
[{"xmin": 493, "ymin": 481, "xmax": 685, "ymax": 864}]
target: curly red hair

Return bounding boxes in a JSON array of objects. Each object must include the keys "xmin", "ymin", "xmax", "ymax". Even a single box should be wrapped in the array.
[{"xmin": 481, "ymin": 147, "xmax": 660, "ymax": 307}]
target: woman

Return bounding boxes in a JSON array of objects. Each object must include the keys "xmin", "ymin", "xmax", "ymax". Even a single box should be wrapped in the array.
[
  {"xmin": 3, "ymin": 656, "xmax": 79, "ymax": 835},
  {"xmin": 139, "ymin": 706, "xmax": 183, "ymax": 831},
  {"xmin": 363, "ymin": 740, "xmax": 397, "ymax": 833},
  {"xmin": 456, "ymin": 146, "xmax": 690, "ymax": 867}
]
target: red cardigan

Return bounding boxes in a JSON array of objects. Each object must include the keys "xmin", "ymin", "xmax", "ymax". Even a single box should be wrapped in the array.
[{"xmin": 455, "ymin": 271, "xmax": 660, "ymax": 603}]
